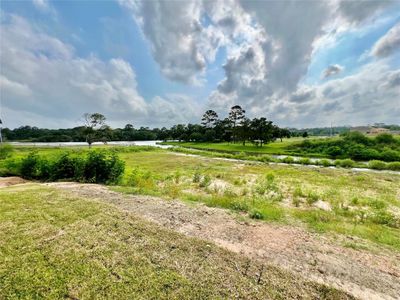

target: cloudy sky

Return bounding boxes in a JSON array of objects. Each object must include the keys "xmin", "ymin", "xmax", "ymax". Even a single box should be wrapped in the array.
[{"xmin": 0, "ymin": 0, "xmax": 399, "ymax": 129}]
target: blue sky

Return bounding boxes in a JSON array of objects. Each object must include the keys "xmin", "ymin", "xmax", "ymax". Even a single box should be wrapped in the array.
[{"xmin": 1, "ymin": 0, "xmax": 399, "ymax": 128}]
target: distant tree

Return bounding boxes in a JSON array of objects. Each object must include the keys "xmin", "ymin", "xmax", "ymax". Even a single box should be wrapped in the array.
[
  {"xmin": 302, "ymin": 131, "xmax": 309, "ymax": 138},
  {"xmin": 83, "ymin": 113, "xmax": 106, "ymax": 147},
  {"xmin": 250, "ymin": 117, "xmax": 274, "ymax": 147},
  {"xmin": 214, "ymin": 118, "xmax": 233, "ymax": 142},
  {"xmin": 170, "ymin": 124, "xmax": 186, "ymax": 141},
  {"xmin": 238, "ymin": 117, "xmax": 251, "ymax": 145},
  {"xmin": 229, "ymin": 105, "xmax": 246, "ymax": 143},
  {"xmin": 201, "ymin": 110, "xmax": 219, "ymax": 129},
  {"xmin": 274, "ymin": 127, "xmax": 291, "ymax": 142}
]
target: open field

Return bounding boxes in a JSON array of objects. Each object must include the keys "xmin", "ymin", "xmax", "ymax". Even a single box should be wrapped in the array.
[
  {"xmin": 2, "ymin": 146, "xmax": 399, "ymax": 250},
  {"xmin": 1, "ymin": 146, "xmax": 400, "ymax": 298},
  {"xmin": 164, "ymin": 138, "xmax": 319, "ymax": 156},
  {"xmin": 0, "ymin": 183, "xmax": 353, "ymax": 299}
]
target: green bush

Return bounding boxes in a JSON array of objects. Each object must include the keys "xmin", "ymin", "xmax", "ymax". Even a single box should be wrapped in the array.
[
  {"xmin": 17, "ymin": 150, "xmax": 124, "ymax": 184},
  {"xmin": 20, "ymin": 152, "xmax": 40, "ymax": 179},
  {"xmin": 335, "ymin": 159, "xmax": 355, "ymax": 168},
  {"xmin": 51, "ymin": 153, "xmax": 80, "ymax": 180},
  {"xmin": 0, "ymin": 144, "xmax": 14, "ymax": 160},
  {"xmin": 368, "ymin": 160, "xmax": 387, "ymax": 170},
  {"xmin": 83, "ymin": 151, "xmax": 125, "ymax": 184},
  {"xmin": 387, "ymin": 162, "xmax": 400, "ymax": 171},
  {"xmin": 298, "ymin": 157, "xmax": 311, "ymax": 165},
  {"xmin": 249, "ymin": 209, "xmax": 264, "ymax": 220},
  {"xmin": 281, "ymin": 156, "xmax": 294, "ymax": 164},
  {"xmin": 318, "ymin": 159, "xmax": 331, "ymax": 167}
]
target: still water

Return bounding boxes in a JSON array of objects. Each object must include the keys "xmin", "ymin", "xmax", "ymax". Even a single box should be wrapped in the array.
[{"xmin": 9, "ymin": 140, "xmax": 172, "ymax": 149}]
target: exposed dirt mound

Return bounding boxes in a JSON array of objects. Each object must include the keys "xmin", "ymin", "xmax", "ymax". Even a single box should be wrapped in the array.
[
  {"xmin": 47, "ymin": 182, "xmax": 400, "ymax": 300},
  {"xmin": 0, "ymin": 177, "xmax": 27, "ymax": 188}
]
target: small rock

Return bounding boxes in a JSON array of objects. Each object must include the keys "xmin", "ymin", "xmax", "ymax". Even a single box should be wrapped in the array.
[{"xmin": 313, "ymin": 200, "xmax": 332, "ymax": 211}]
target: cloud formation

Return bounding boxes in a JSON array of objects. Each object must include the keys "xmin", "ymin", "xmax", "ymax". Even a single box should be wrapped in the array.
[
  {"xmin": 322, "ymin": 64, "xmax": 344, "ymax": 78},
  {"xmin": 371, "ymin": 22, "xmax": 400, "ymax": 57},
  {"xmin": 0, "ymin": 14, "xmax": 198, "ymax": 128}
]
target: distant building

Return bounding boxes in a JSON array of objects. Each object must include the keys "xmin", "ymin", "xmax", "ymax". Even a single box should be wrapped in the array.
[{"xmin": 350, "ymin": 126, "xmax": 390, "ymax": 135}]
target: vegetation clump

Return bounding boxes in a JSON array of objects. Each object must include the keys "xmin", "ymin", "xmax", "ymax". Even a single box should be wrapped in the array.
[{"xmin": 16, "ymin": 150, "xmax": 125, "ymax": 184}]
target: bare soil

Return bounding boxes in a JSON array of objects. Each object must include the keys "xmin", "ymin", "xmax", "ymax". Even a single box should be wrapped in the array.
[
  {"xmin": 0, "ymin": 177, "xmax": 27, "ymax": 188},
  {"xmin": 44, "ymin": 182, "xmax": 400, "ymax": 300}
]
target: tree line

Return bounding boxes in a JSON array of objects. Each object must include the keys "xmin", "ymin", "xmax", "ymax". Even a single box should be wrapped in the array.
[{"xmin": 2, "ymin": 105, "xmax": 296, "ymax": 146}]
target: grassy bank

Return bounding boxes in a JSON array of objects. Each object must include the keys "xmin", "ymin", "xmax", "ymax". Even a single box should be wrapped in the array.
[{"xmin": 0, "ymin": 184, "xmax": 351, "ymax": 299}]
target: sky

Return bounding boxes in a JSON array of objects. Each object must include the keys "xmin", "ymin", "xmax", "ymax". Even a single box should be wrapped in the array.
[{"xmin": 0, "ymin": 0, "xmax": 399, "ymax": 129}]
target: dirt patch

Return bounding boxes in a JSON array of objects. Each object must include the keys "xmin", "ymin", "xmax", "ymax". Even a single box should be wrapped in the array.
[
  {"xmin": 0, "ymin": 177, "xmax": 27, "ymax": 188},
  {"xmin": 46, "ymin": 182, "xmax": 400, "ymax": 300}
]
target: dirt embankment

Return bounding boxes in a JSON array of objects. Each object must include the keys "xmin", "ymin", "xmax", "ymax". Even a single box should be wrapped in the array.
[{"xmin": 42, "ymin": 182, "xmax": 400, "ymax": 300}]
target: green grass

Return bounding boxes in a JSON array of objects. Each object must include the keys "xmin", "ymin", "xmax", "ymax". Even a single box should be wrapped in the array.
[
  {"xmin": 0, "ymin": 185, "xmax": 351, "ymax": 299},
  {"xmin": 164, "ymin": 138, "xmax": 325, "ymax": 156},
  {"xmin": 3, "ymin": 146, "xmax": 400, "ymax": 251}
]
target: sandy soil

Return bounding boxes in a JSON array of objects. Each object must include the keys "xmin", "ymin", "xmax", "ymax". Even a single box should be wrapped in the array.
[
  {"xmin": 42, "ymin": 182, "xmax": 400, "ymax": 300},
  {"xmin": 0, "ymin": 177, "xmax": 27, "ymax": 188}
]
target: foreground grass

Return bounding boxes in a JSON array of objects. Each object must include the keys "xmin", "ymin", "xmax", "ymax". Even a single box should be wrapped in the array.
[{"xmin": 0, "ymin": 185, "xmax": 350, "ymax": 299}]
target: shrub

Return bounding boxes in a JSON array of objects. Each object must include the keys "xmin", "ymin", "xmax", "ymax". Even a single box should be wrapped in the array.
[
  {"xmin": 249, "ymin": 209, "xmax": 264, "ymax": 220},
  {"xmin": 199, "ymin": 174, "xmax": 211, "ymax": 187},
  {"xmin": 335, "ymin": 159, "xmax": 355, "ymax": 168},
  {"xmin": 20, "ymin": 152, "xmax": 40, "ymax": 179},
  {"xmin": 0, "ymin": 144, "xmax": 14, "ymax": 160},
  {"xmin": 387, "ymin": 162, "xmax": 400, "ymax": 171},
  {"xmin": 281, "ymin": 156, "xmax": 294, "ymax": 164},
  {"xmin": 326, "ymin": 146, "xmax": 342, "ymax": 158},
  {"xmin": 318, "ymin": 159, "xmax": 331, "ymax": 167},
  {"xmin": 83, "ymin": 151, "xmax": 124, "ymax": 184},
  {"xmin": 306, "ymin": 192, "xmax": 319, "ymax": 205},
  {"xmin": 51, "ymin": 153, "xmax": 79, "ymax": 180},
  {"xmin": 375, "ymin": 133, "xmax": 396, "ymax": 145},
  {"xmin": 298, "ymin": 157, "xmax": 311, "ymax": 165},
  {"xmin": 368, "ymin": 160, "xmax": 387, "ymax": 170},
  {"xmin": 380, "ymin": 149, "xmax": 400, "ymax": 162},
  {"xmin": 127, "ymin": 167, "xmax": 154, "ymax": 189},
  {"xmin": 192, "ymin": 171, "xmax": 201, "ymax": 183}
]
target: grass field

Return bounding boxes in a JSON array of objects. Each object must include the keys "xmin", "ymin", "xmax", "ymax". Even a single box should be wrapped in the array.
[
  {"xmin": 2, "ymin": 146, "xmax": 399, "ymax": 251},
  {"xmin": 0, "ymin": 184, "xmax": 351, "ymax": 299},
  {"xmin": 164, "ymin": 138, "xmax": 328, "ymax": 157}
]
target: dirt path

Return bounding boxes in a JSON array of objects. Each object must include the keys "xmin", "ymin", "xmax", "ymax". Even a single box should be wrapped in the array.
[{"xmin": 45, "ymin": 182, "xmax": 400, "ymax": 300}]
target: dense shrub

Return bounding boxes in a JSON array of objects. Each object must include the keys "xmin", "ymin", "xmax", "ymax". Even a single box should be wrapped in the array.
[
  {"xmin": 335, "ymin": 159, "xmax": 355, "ymax": 168},
  {"xmin": 16, "ymin": 150, "xmax": 124, "ymax": 184},
  {"xmin": 83, "ymin": 151, "xmax": 125, "ymax": 183},
  {"xmin": 0, "ymin": 144, "xmax": 14, "ymax": 160},
  {"xmin": 318, "ymin": 159, "xmax": 332, "ymax": 167},
  {"xmin": 292, "ymin": 133, "xmax": 400, "ymax": 162},
  {"xmin": 387, "ymin": 162, "xmax": 400, "ymax": 171},
  {"xmin": 281, "ymin": 156, "xmax": 294, "ymax": 164},
  {"xmin": 298, "ymin": 157, "xmax": 311, "ymax": 165},
  {"xmin": 368, "ymin": 160, "xmax": 387, "ymax": 170},
  {"xmin": 20, "ymin": 152, "xmax": 40, "ymax": 179}
]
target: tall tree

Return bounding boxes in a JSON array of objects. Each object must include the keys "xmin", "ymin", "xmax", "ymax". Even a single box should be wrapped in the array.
[
  {"xmin": 250, "ymin": 117, "xmax": 274, "ymax": 147},
  {"xmin": 201, "ymin": 110, "xmax": 219, "ymax": 129},
  {"xmin": 83, "ymin": 113, "xmax": 106, "ymax": 147},
  {"xmin": 228, "ymin": 105, "xmax": 246, "ymax": 143}
]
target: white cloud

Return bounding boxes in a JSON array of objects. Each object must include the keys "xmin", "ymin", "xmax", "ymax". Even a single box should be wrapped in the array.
[
  {"xmin": 322, "ymin": 64, "xmax": 344, "ymax": 78},
  {"xmin": 32, "ymin": 0, "xmax": 57, "ymax": 17},
  {"xmin": 0, "ymin": 14, "xmax": 199, "ymax": 128},
  {"xmin": 371, "ymin": 22, "xmax": 400, "ymax": 57},
  {"xmin": 119, "ymin": 0, "xmax": 224, "ymax": 85}
]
